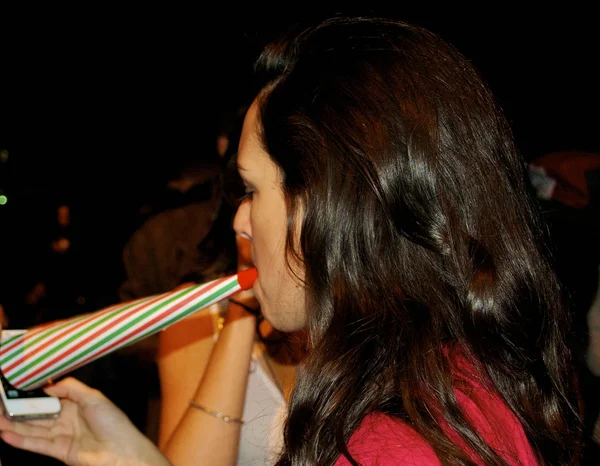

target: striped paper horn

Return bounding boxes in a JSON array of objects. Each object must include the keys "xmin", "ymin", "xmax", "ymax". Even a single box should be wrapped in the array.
[{"xmin": 0, "ymin": 268, "xmax": 257, "ymax": 390}]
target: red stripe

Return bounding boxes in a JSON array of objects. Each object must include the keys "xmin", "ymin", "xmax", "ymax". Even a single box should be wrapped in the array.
[
  {"xmin": 0, "ymin": 323, "xmax": 54, "ymax": 355},
  {"xmin": 38, "ymin": 278, "xmax": 239, "ymax": 387},
  {"xmin": 0, "ymin": 305, "xmax": 120, "ymax": 357},
  {"xmin": 0, "ymin": 335, "xmax": 25, "ymax": 356},
  {"xmin": 2, "ymin": 297, "xmax": 162, "ymax": 374},
  {"xmin": 14, "ymin": 278, "xmax": 228, "ymax": 387}
]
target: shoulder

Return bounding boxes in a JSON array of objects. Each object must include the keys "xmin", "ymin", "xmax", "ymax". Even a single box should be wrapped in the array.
[
  {"xmin": 336, "ymin": 381, "xmax": 538, "ymax": 466},
  {"xmin": 447, "ymin": 351, "xmax": 538, "ymax": 464},
  {"xmin": 335, "ymin": 413, "xmax": 441, "ymax": 466}
]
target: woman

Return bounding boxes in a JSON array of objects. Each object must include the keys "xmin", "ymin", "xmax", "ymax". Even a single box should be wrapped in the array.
[{"xmin": 0, "ymin": 16, "xmax": 581, "ymax": 465}]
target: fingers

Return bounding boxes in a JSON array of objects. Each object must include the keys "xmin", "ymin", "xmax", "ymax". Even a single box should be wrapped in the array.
[
  {"xmin": 0, "ymin": 415, "xmax": 53, "ymax": 438},
  {"xmin": 20, "ymin": 417, "xmax": 58, "ymax": 429},
  {"xmin": 0, "ymin": 430, "xmax": 65, "ymax": 463},
  {"xmin": 0, "ymin": 414, "xmax": 13, "ymax": 432},
  {"xmin": 44, "ymin": 377, "xmax": 105, "ymax": 405},
  {"xmin": 0, "ymin": 413, "xmax": 70, "ymax": 462}
]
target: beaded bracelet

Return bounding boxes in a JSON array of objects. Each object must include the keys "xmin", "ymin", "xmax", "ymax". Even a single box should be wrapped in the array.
[{"xmin": 189, "ymin": 400, "xmax": 244, "ymax": 424}]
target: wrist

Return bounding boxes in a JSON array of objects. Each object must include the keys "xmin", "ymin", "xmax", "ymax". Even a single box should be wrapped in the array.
[
  {"xmin": 225, "ymin": 293, "xmax": 260, "ymax": 324},
  {"xmin": 115, "ymin": 453, "xmax": 171, "ymax": 466},
  {"xmin": 228, "ymin": 298, "xmax": 260, "ymax": 317},
  {"xmin": 229, "ymin": 289, "xmax": 257, "ymax": 305}
]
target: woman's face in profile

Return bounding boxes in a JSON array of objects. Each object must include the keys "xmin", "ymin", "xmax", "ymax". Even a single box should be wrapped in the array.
[{"xmin": 233, "ymin": 101, "xmax": 307, "ymax": 332}]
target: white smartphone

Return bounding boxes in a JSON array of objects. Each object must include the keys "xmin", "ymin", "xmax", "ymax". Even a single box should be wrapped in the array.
[{"xmin": 0, "ymin": 330, "xmax": 62, "ymax": 421}]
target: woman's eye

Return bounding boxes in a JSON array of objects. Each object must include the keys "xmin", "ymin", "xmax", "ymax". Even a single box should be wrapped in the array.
[{"xmin": 238, "ymin": 190, "xmax": 254, "ymax": 204}]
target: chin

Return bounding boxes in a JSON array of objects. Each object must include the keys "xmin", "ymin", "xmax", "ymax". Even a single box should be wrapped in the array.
[{"xmin": 267, "ymin": 314, "xmax": 307, "ymax": 333}]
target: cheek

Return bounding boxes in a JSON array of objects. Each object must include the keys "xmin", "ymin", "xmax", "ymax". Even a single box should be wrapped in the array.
[{"xmin": 251, "ymin": 203, "xmax": 285, "ymax": 257}]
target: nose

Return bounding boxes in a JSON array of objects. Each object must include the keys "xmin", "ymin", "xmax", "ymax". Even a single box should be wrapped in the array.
[{"xmin": 233, "ymin": 199, "xmax": 252, "ymax": 241}]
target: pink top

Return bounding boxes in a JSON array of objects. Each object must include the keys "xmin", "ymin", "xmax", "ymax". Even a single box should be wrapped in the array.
[{"xmin": 335, "ymin": 356, "xmax": 539, "ymax": 465}]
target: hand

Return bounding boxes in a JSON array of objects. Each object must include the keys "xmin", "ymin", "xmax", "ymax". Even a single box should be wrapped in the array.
[{"xmin": 0, "ymin": 377, "xmax": 170, "ymax": 466}]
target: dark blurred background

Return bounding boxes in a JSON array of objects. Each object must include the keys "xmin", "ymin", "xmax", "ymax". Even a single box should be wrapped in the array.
[
  {"xmin": 1, "ymin": 6, "xmax": 598, "ymax": 308},
  {"xmin": 0, "ymin": 4, "xmax": 599, "ymax": 464}
]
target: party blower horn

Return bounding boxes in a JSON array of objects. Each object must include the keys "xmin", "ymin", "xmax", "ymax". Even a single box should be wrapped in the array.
[{"xmin": 0, "ymin": 268, "xmax": 258, "ymax": 390}]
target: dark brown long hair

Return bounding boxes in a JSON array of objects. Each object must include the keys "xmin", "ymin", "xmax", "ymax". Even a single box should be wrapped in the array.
[{"xmin": 252, "ymin": 17, "xmax": 581, "ymax": 465}]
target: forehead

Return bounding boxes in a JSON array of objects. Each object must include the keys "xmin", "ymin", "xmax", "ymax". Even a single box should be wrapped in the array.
[{"xmin": 238, "ymin": 102, "xmax": 267, "ymax": 168}]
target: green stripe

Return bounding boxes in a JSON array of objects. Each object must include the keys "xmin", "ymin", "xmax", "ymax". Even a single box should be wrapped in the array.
[
  {"xmin": 20, "ymin": 330, "xmax": 151, "ymax": 390},
  {"xmin": 151, "ymin": 281, "xmax": 238, "ymax": 335},
  {"xmin": 6, "ymin": 298, "xmax": 146, "ymax": 380},
  {"xmin": 1, "ymin": 333, "xmax": 23, "ymax": 347},
  {"xmin": 22, "ymin": 280, "xmax": 238, "ymax": 389},
  {"xmin": 0, "ymin": 337, "xmax": 26, "ymax": 370},
  {"xmin": 1, "ymin": 314, "xmax": 91, "ymax": 365},
  {"xmin": 11, "ymin": 287, "xmax": 194, "ymax": 382}
]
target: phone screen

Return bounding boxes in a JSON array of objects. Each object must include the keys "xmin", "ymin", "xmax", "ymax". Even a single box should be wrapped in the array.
[{"xmin": 0, "ymin": 368, "xmax": 50, "ymax": 399}]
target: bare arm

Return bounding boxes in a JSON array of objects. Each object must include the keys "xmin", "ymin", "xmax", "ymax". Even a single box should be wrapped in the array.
[
  {"xmin": 160, "ymin": 297, "xmax": 257, "ymax": 466},
  {"xmin": 156, "ymin": 307, "xmax": 217, "ymax": 449}
]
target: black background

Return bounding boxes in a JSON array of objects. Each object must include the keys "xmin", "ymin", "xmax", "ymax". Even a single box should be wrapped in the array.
[
  {"xmin": 1, "ymin": 5, "xmax": 598, "ymax": 307},
  {"xmin": 0, "ymin": 5, "xmax": 599, "ymax": 465}
]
